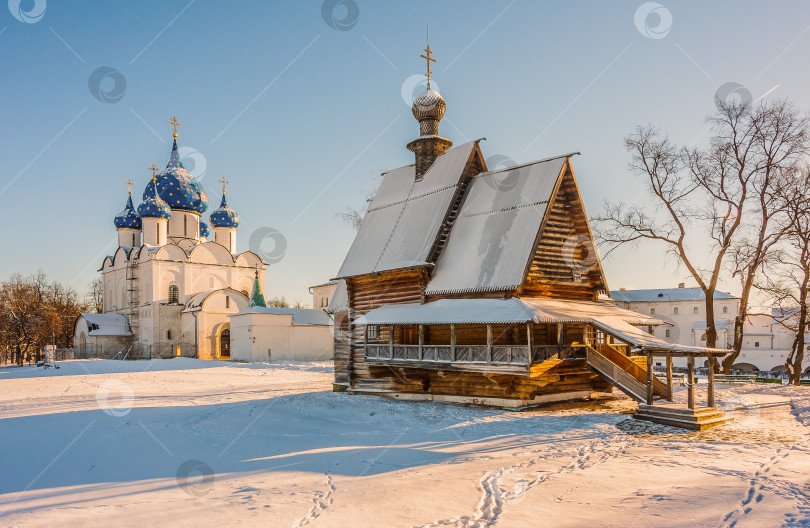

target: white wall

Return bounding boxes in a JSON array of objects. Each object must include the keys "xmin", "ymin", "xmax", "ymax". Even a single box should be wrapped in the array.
[{"xmin": 230, "ymin": 312, "xmax": 333, "ymax": 362}]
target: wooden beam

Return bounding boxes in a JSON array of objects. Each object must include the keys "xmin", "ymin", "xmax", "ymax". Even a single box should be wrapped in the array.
[
  {"xmin": 418, "ymin": 324, "xmax": 424, "ymax": 361},
  {"xmin": 388, "ymin": 325, "xmax": 393, "ymax": 360},
  {"xmin": 526, "ymin": 322, "xmax": 534, "ymax": 363},
  {"xmin": 450, "ymin": 324, "xmax": 456, "ymax": 361},
  {"xmin": 707, "ymin": 355, "xmax": 715, "ymax": 408},
  {"xmin": 646, "ymin": 353, "xmax": 654, "ymax": 406},
  {"xmin": 486, "ymin": 325, "xmax": 493, "ymax": 363},
  {"xmin": 687, "ymin": 355, "xmax": 695, "ymax": 410},
  {"xmin": 666, "ymin": 356, "xmax": 673, "ymax": 402}
]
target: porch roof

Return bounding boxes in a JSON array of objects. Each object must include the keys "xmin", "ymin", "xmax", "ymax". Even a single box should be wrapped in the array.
[{"xmin": 355, "ymin": 297, "xmax": 729, "ymax": 355}]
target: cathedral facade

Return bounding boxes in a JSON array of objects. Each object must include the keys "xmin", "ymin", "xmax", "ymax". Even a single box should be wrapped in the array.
[{"xmin": 75, "ymin": 121, "xmax": 266, "ymax": 360}]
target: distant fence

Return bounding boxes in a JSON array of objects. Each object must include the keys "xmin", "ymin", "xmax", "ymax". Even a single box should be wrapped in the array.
[{"xmin": 59, "ymin": 342, "xmax": 198, "ymax": 361}]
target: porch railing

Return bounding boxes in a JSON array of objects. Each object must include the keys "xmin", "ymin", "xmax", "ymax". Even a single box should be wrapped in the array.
[{"xmin": 365, "ymin": 344, "xmax": 531, "ymax": 365}]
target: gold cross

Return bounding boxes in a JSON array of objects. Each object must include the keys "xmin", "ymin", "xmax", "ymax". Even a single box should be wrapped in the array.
[
  {"xmin": 148, "ymin": 164, "xmax": 159, "ymax": 183},
  {"xmin": 124, "ymin": 178, "xmax": 133, "ymax": 194},
  {"xmin": 218, "ymin": 176, "xmax": 229, "ymax": 193},
  {"xmin": 169, "ymin": 115, "xmax": 181, "ymax": 137},
  {"xmin": 420, "ymin": 45, "xmax": 436, "ymax": 87}
]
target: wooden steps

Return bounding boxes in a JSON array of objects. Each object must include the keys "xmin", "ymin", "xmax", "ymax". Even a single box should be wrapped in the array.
[{"xmin": 633, "ymin": 404, "xmax": 733, "ymax": 431}]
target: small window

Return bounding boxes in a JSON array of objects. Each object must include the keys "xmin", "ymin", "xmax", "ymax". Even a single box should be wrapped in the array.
[
  {"xmin": 693, "ymin": 307, "xmax": 699, "ymax": 314},
  {"xmin": 650, "ymin": 308, "xmax": 656, "ymax": 315},
  {"xmin": 168, "ymin": 285, "xmax": 179, "ymax": 304},
  {"xmin": 754, "ymin": 341, "xmax": 760, "ymax": 348},
  {"xmin": 665, "ymin": 329, "xmax": 671, "ymax": 338},
  {"xmin": 226, "ymin": 296, "xmax": 230, "ymax": 309},
  {"xmin": 167, "ymin": 330, "xmax": 172, "ymax": 340},
  {"xmin": 368, "ymin": 326, "xmax": 378, "ymax": 339},
  {"xmin": 156, "ymin": 223, "xmax": 160, "ymax": 244},
  {"xmin": 723, "ymin": 306, "xmax": 728, "ymax": 314},
  {"xmin": 673, "ymin": 307, "xmax": 679, "ymax": 315}
]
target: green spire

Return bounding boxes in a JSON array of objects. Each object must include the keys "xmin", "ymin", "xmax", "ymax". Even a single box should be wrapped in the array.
[{"xmin": 249, "ymin": 268, "xmax": 266, "ymax": 308}]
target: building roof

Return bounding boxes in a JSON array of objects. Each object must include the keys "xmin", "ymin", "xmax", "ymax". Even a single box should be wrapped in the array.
[
  {"xmin": 335, "ymin": 140, "xmax": 482, "ymax": 278},
  {"xmin": 425, "ymin": 155, "xmax": 571, "ymax": 295},
  {"xmin": 233, "ymin": 307, "xmax": 333, "ymax": 326},
  {"xmin": 77, "ymin": 313, "xmax": 131, "ymax": 336},
  {"xmin": 310, "ymin": 280, "xmax": 339, "ymax": 289},
  {"xmin": 327, "ymin": 280, "xmax": 348, "ymax": 313},
  {"xmin": 355, "ymin": 297, "xmax": 724, "ymax": 354},
  {"xmin": 610, "ymin": 287, "xmax": 737, "ymax": 303}
]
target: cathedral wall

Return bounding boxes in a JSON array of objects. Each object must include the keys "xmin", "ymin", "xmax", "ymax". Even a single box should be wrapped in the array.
[{"xmin": 167, "ymin": 211, "xmax": 200, "ymax": 241}]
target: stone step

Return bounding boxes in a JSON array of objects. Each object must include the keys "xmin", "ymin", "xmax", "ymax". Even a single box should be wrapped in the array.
[
  {"xmin": 637, "ymin": 404, "xmax": 722, "ymax": 418},
  {"xmin": 633, "ymin": 411, "xmax": 733, "ymax": 431},
  {"xmin": 635, "ymin": 408, "xmax": 726, "ymax": 423}
]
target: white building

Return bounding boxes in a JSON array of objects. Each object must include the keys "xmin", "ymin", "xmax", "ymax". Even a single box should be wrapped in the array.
[
  {"xmin": 310, "ymin": 280, "xmax": 338, "ymax": 309},
  {"xmin": 612, "ymin": 285, "xmax": 809, "ymax": 374},
  {"xmin": 74, "ymin": 121, "xmax": 331, "ymax": 361}
]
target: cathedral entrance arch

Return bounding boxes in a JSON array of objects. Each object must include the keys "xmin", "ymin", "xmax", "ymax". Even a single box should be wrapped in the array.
[{"xmin": 219, "ymin": 327, "xmax": 231, "ymax": 359}]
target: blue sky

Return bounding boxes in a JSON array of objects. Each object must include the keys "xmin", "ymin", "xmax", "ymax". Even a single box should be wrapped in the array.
[{"xmin": 1, "ymin": 0, "xmax": 809, "ymax": 304}]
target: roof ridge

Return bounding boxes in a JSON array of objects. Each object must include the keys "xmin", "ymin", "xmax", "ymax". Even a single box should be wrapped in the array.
[{"xmin": 476, "ymin": 152, "xmax": 580, "ymax": 178}]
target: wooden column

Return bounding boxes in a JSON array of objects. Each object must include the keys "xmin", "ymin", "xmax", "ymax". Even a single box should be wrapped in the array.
[
  {"xmin": 450, "ymin": 324, "xmax": 456, "ymax": 361},
  {"xmin": 526, "ymin": 322, "xmax": 534, "ymax": 364},
  {"xmin": 418, "ymin": 324, "xmax": 424, "ymax": 360},
  {"xmin": 646, "ymin": 353, "xmax": 654, "ymax": 406},
  {"xmin": 707, "ymin": 355, "xmax": 716, "ymax": 408},
  {"xmin": 687, "ymin": 355, "xmax": 695, "ymax": 410},
  {"xmin": 388, "ymin": 325, "xmax": 394, "ymax": 360},
  {"xmin": 486, "ymin": 325, "xmax": 493, "ymax": 363},
  {"xmin": 666, "ymin": 356, "xmax": 673, "ymax": 402}
]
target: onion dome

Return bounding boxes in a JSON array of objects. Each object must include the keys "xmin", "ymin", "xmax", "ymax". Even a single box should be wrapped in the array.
[
  {"xmin": 209, "ymin": 191, "xmax": 239, "ymax": 228},
  {"xmin": 412, "ymin": 88, "xmax": 446, "ymax": 135},
  {"xmin": 114, "ymin": 193, "xmax": 142, "ymax": 230},
  {"xmin": 143, "ymin": 135, "xmax": 208, "ymax": 214},
  {"xmin": 199, "ymin": 220, "xmax": 210, "ymax": 239},
  {"xmin": 138, "ymin": 179, "xmax": 172, "ymax": 219}
]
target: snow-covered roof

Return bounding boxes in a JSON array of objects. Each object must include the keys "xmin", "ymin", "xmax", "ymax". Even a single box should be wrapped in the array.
[
  {"xmin": 425, "ymin": 155, "xmax": 568, "ymax": 295},
  {"xmin": 310, "ymin": 280, "xmax": 339, "ymax": 289},
  {"xmin": 693, "ymin": 320, "xmax": 732, "ymax": 330},
  {"xmin": 355, "ymin": 297, "xmax": 725, "ymax": 354},
  {"xmin": 183, "ymin": 288, "xmax": 248, "ymax": 313},
  {"xmin": 233, "ymin": 307, "xmax": 333, "ymax": 326},
  {"xmin": 336, "ymin": 141, "xmax": 480, "ymax": 279},
  {"xmin": 611, "ymin": 287, "xmax": 737, "ymax": 303},
  {"xmin": 327, "ymin": 280, "xmax": 348, "ymax": 313},
  {"xmin": 77, "ymin": 313, "xmax": 131, "ymax": 336}
]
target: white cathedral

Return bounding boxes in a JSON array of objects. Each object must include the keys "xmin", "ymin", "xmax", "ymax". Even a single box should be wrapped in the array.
[{"xmin": 74, "ymin": 119, "xmax": 333, "ymax": 361}]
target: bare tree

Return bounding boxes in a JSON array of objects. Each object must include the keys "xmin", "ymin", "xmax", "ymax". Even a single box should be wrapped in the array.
[
  {"xmin": 756, "ymin": 167, "xmax": 810, "ymax": 384},
  {"xmin": 87, "ymin": 278, "xmax": 104, "ymax": 314},
  {"xmin": 595, "ymin": 99, "xmax": 807, "ymax": 352}
]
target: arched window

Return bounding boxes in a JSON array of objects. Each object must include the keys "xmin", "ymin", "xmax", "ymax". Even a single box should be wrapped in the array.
[
  {"xmin": 168, "ymin": 285, "xmax": 179, "ymax": 304},
  {"xmin": 693, "ymin": 307, "xmax": 699, "ymax": 314},
  {"xmin": 665, "ymin": 329, "xmax": 671, "ymax": 338},
  {"xmin": 131, "ymin": 232, "xmax": 135, "ymax": 247},
  {"xmin": 156, "ymin": 223, "xmax": 160, "ymax": 244},
  {"xmin": 650, "ymin": 308, "xmax": 656, "ymax": 315},
  {"xmin": 184, "ymin": 216, "xmax": 188, "ymax": 236},
  {"xmin": 167, "ymin": 330, "xmax": 173, "ymax": 340},
  {"xmin": 673, "ymin": 307, "xmax": 679, "ymax": 315},
  {"xmin": 225, "ymin": 296, "xmax": 230, "ymax": 309},
  {"xmin": 723, "ymin": 306, "xmax": 728, "ymax": 314}
]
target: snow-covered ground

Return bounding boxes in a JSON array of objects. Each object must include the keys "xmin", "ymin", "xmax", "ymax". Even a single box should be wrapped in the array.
[{"xmin": 0, "ymin": 359, "xmax": 808, "ymax": 527}]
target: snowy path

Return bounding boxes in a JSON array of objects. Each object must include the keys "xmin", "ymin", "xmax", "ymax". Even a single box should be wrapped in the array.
[{"xmin": 0, "ymin": 359, "xmax": 808, "ymax": 527}]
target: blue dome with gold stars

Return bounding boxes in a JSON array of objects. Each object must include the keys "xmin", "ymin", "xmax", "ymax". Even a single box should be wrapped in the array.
[
  {"xmin": 209, "ymin": 192, "xmax": 239, "ymax": 228},
  {"xmin": 138, "ymin": 180, "xmax": 172, "ymax": 219},
  {"xmin": 114, "ymin": 194, "xmax": 142, "ymax": 230},
  {"xmin": 143, "ymin": 136, "xmax": 208, "ymax": 214},
  {"xmin": 199, "ymin": 220, "xmax": 210, "ymax": 239}
]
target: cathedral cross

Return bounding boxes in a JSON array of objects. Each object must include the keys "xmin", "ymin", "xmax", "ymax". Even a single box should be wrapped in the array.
[
  {"xmin": 124, "ymin": 178, "xmax": 133, "ymax": 195},
  {"xmin": 148, "ymin": 163, "xmax": 159, "ymax": 183},
  {"xmin": 169, "ymin": 115, "xmax": 181, "ymax": 137},
  {"xmin": 219, "ymin": 176, "xmax": 229, "ymax": 193},
  {"xmin": 420, "ymin": 45, "xmax": 436, "ymax": 88}
]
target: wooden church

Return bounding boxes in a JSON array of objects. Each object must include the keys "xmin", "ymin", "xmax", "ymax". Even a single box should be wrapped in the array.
[{"xmin": 331, "ymin": 48, "xmax": 729, "ymax": 424}]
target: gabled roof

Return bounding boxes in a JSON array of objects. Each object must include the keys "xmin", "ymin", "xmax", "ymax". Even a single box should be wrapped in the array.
[
  {"xmin": 611, "ymin": 287, "xmax": 738, "ymax": 303},
  {"xmin": 425, "ymin": 154, "xmax": 572, "ymax": 295},
  {"xmin": 76, "ymin": 313, "xmax": 131, "ymax": 336},
  {"xmin": 335, "ymin": 141, "xmax": 484, "ymax": 278}
]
